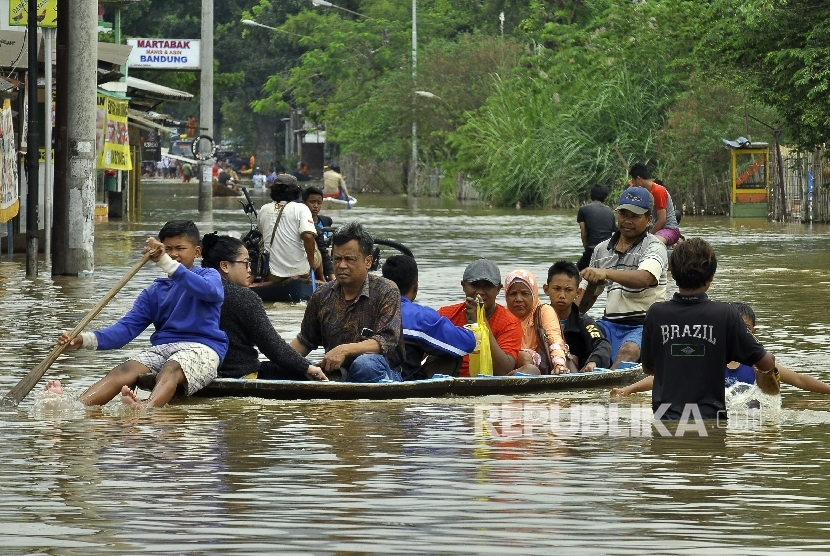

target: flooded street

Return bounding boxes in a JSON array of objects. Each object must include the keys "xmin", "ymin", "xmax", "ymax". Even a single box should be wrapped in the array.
[{"xmin": 2, "ymin": 181, "xmax": 830, "ymax": 553}]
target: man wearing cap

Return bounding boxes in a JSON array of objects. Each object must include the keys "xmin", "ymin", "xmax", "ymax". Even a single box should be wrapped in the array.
[
  {"xmin": 438, "ymin": 259, "xmax": 523, "ymax": 376},
  {"xmin": 258, "ymin": 173, "xmax": 317, "ymax": 283},
  {"xmin": 578, "ymin": 186, "xmax": 668, "ymax": 369}
]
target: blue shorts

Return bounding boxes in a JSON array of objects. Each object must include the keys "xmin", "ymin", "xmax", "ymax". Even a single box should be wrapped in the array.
[{"xmin": 597, "ymin": 320, "xmax": 642, "ymax": 363}]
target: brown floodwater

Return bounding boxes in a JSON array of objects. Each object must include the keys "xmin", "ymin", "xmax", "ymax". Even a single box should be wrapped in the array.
[{"xmin": 2, "ymin": 181, "xmax": 830, "ymax": 553}]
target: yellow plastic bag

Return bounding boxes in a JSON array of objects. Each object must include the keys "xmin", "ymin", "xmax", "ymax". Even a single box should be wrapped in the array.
[{"xmin": 476, "ymin": 302, "xmax": 493, "ymax": 376}]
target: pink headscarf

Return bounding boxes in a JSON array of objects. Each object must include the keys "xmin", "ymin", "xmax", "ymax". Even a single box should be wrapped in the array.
[{"xmin": 505, "ymin": 269, "xmax": 543, "ymax": 351}]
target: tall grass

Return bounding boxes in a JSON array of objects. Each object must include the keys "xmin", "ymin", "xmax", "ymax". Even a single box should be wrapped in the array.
[{"xmin": 451, "ymin": 67, "xmax": 670, "ymax": 207}]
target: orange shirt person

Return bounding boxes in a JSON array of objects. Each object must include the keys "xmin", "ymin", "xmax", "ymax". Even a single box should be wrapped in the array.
[{"xmin": 438, "ymin": 259, "xmax": 523, "ymax": 376}]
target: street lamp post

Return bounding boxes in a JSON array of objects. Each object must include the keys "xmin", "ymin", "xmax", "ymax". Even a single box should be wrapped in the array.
[
  {"xmin": 311, "ymin": 0, "xmax": 370, "ymax": 19},
  {"xmin": 241, "ymin": 19, "xmax": 303, "ymax": 37},
  {"xmin": 410, "ymin": 0, "xmax": 418, "ymax": 195},
  {"xmin": 309, "ymin": 0, "xmax": 417, "ymax": 194}
]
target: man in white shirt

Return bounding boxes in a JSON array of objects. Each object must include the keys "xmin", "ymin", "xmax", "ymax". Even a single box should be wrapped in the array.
[
  {"xmin": 252, "ymin": 167, "xmax": 267, "ymax": 189},
  {"xmin": 257, "ymin": 174, "xmax": 317, "ymax": 282}
]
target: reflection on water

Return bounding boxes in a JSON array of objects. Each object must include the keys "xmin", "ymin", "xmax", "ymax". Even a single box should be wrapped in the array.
[{"xmin": 2, "ymin": 182, "xmax": 830, "ymax": 552}]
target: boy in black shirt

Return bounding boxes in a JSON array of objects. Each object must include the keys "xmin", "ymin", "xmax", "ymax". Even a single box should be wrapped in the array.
[
  {"xmin": 641, "ymin": 238, "xmax": 780, "ymax": 420},
  {"xmin": 544, "ymin": 261, "xmax": 611, "ymax": 371}
]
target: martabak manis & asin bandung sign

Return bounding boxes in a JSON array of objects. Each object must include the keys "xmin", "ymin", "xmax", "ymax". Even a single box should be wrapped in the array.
[{"xmin": 126, "ymin": 38, "xmax": 201, "ymax": 70}]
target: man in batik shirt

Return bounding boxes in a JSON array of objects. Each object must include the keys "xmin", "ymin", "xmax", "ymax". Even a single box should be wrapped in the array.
[{"xmin": 290, "ymin": 222, "xmax": 404, "ymax": 383}]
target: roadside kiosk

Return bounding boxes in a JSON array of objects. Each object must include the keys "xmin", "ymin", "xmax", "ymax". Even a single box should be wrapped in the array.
[{"xmin": 724, "ymin": 138, "xmax": 770, "ymax": 218}]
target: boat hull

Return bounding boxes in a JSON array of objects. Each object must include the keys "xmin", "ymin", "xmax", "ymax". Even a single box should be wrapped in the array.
[
  {"xmin": 191, "ymin": 365, "xmax": 643, "ymax": 401},
  {"xmin": 449, "ymin": 366, "xmax": 642, "ymax": 396},
  {"xmin": 213, "ymin": 183, "xmax": 242, "ymax": 197},
  {"xmin": 321, "ymin": 195, "xmax": 357, "ymax": 209},
  {"xmin": 195, "ymin": 375, "xmax": 455, "ymax": 400}
]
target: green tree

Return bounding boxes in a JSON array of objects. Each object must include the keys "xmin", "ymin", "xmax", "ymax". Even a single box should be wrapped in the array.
[{"xmin": 703, "ymin": 0, "xmax": 830, "ymax": 150}]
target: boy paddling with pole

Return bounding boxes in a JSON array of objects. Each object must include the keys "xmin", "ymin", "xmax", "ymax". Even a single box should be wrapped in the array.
[{"xmin": 44, "ymin": 220, "xmax": 228, "ymax": 408}]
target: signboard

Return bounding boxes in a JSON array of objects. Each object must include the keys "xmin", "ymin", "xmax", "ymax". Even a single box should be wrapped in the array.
[
  {"xmin": 0, "ymin": 30, "xmax": 28, "ymax": 67},
  {"xmin": 126, "ymin": 38, "xmax": 201, "ymax": 70},
  {"xmin": 9, "ymin": 0, "xmax": 57, "ymax": 28},
  {"xmin": 0, "ymin": 100, "xmax": 19, "ymax": 223},
  {"xmin": 96, "ymin": 93, "xmax": 132, "ymax": 171},
  {"xmin": 141, "ymin": 130, "xmax": 161, "ymax": 162}
]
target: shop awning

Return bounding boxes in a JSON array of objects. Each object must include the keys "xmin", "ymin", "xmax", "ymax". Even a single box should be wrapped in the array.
[
  {"xmin": 0, "ymin": 30, "xmax": 134, "ymax": 69},
  {"xmin": 100, "ymin": 76, "xmax": 193, "ymax": 102},
  {"xmin": 161, "ymin": 148, "xmax": 199, "ymax": 165},
  {"xmin": 127, "ymin": 109, "xmax": 174, "ymax": 134}
]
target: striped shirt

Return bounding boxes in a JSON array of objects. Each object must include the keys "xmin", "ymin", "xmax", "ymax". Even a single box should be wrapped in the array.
[{"xmin": 585, "ymin": 231, "xmax": 668, "ymax": 325}]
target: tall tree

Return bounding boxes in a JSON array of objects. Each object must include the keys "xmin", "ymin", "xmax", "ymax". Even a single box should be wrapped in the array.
[{"xmin": 703, "ymin": 0, "xmax": 830, "ymax": 150}]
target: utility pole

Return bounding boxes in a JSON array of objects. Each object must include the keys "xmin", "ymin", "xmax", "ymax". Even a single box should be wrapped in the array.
[
  {"xmin": 43, "ymin": 27, "xmax": 55, "ymax": 260},
  {"xmin": 198, "ymin": 0, "xmax": 213, "ymax": 215},
  {"xmin": 410, "ymin": 0, "xmax": 417, "ymax": 196},
  {"xmin": 25, "ymin": 0, "xmax": 39, "ymax": 277},
  {"xmin": 64, "ymin": 0, "xmax": 97, "ymax": 274},
  {"xmin": 52, "ymin": 0, "xmax": 68, "ymax": 275}
]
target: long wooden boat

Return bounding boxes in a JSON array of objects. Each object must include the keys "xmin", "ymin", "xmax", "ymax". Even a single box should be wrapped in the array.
[
  {"xmin": 449, "ymin": 364, "xmax": 642, "ymax": 396},
  {"xmin": 195, "ymin": 375, "xmax": 456, "ymax": 400},
  {"xmin": 191, "ymin": 364, "xmax": 643, "ymax": 401},
  {"xmin": 214, "ymin": 183, "xmax": 242, "ymax": 197},
  {"xmin": 321, "ymin": 195, "xmax": 357, "ymax": 209}
]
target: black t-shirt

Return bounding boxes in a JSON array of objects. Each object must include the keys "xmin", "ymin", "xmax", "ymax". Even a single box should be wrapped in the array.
[
  {"xmin": 559, "ymin": 304, "xmax": 612, "ymax": 369},
  {"xmin": 576, "ymin": 201, "xmax": 617, "ymax": 249},
  {"xmin": 642, "ymin": 292, "xmax": 768, "ymax": 419}
]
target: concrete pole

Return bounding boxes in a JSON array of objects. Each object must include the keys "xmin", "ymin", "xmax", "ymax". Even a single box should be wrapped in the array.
[
  {"xmin": 198, "ymin": 0, "xmax": 213, "ymax": 215},
  {"xmin": 44, "ymin": 28, "xmax": 55, "ymax": 260},
  {"xmin": 65, "ymin": 0, "xmax": 97, "ymax": 275},
  {"xmin": 25, "ymin": 0, "xmax": 39, "ymax": 277},
  {"xmin": 52, "ymin": 0, "xmax": 68, "ymax": 275}
]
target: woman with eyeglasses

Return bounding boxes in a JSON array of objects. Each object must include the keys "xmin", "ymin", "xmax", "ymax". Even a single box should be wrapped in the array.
[{"xmin": 201, "ymin": 233, "xmax": 327, "ymax": 381}]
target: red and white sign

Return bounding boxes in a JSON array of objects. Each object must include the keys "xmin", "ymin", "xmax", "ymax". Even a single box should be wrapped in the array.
[{"xmin": 126, "ymin": 38, "xmax": 201, "ymax": 70}]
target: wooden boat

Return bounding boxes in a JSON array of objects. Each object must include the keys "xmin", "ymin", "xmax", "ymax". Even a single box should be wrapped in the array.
[
  {"xmin": 190, "ymin": 364, "xmax": 644, "ymax": 401},
  {"xmin": 449, "ymin": 364, "xmax": 643, "ymax": 396},
  {"xmin": 195, "ymin": 375, "xmax": 456, "ymax": 400},
  {"xmin": 249, "ymin": 278, "xmax": 313, "ymax": 303},
  {"xmin": 321, "ymin": 195, "xmax": 357, "ymax": 209},
  {"xmin": 214, "ymin": 183, "xmax": 242, "ymax": 197}
]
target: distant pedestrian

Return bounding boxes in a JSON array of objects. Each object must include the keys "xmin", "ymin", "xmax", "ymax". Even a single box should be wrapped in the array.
[
  {"xmin": 628, "ymin": 163, "xmax": 682, "ymax": 247},
  {"xmin": 576, "ymin": 184, "xmax": 617, "ymax": 271},
  {"xmin": 182, "ymin": 162, "xmax": 193, "ymax": 183}
]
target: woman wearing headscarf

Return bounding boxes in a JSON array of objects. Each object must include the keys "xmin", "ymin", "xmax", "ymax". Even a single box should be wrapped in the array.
[{"xmin": 504, "ymin": 269, "xmax": 569, "ymax": 374}]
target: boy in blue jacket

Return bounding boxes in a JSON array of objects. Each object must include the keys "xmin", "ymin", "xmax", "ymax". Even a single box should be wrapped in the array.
[
  {"xmin": 46, "ymin": 220, "xmax": 228, "ymax": 408},
  {"xmin": 382, "ymin": 255, "xmax": 476, "ymax": 380}
]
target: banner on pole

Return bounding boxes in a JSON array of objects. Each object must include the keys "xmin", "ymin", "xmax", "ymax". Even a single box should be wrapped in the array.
[
  {"xmin": 9, "ymin": 0, "xmax": 57, "ymax": 28},
  {"xmin": 97, "ymin": 93, "xmax": 132, "ymax": 171},
  {"xmin": 0, "ymin": 99, "xmax": 19, "ymax": 223}
]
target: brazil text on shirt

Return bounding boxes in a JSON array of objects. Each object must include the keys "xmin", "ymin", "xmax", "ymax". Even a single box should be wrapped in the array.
[{"xmin": 660, "ymin": 324, "xmax": 717, "ymax": 345}]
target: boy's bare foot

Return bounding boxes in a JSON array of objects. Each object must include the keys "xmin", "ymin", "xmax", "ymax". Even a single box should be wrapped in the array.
[
  {"xmin": 121, "ymin": 385, "xmax": 147, "ymax": 408},
  {"xmin": 44, "ymin": 380, "xmax": 63, "ymax": 395}
]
